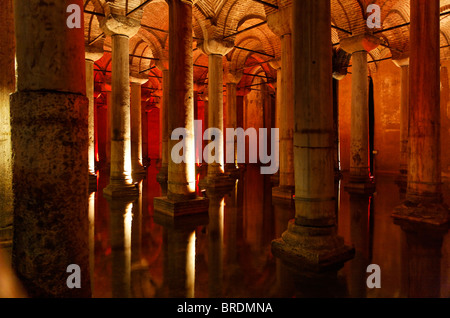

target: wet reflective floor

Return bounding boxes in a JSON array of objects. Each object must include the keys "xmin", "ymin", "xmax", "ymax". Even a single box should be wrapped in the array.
[{"xmin": 91, "ymin": 164, "xmax": 450, "ymax": 298}]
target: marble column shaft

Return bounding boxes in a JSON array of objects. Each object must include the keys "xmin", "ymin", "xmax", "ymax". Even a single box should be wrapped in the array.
[{"xmin": 130, "ymin": 81, "xmax": 146, "ymax": 176}]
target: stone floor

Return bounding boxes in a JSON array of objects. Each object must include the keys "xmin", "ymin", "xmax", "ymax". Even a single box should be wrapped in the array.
[{"xmin": 90, "ymin": 164, "xmax": 449, "ymax": 298}]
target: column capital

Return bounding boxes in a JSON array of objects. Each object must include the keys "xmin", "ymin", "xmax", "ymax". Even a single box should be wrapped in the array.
[
  {"xmin": 130, "ymin": 73, "xmax": 149, "ymax": 85},
  {"xmin": 340, "ymin": 34, "xmax": 380, "ymax": 54},
  {"xmin": 100, "ymin": 13, "xmax": 141, "ymax": 38},
  {"xmin": 392, "ymin": 57, "xmax": 410, "ymax": 68},
  {"xmin": 200, "ymin": 39, "xmax": 234, "ymax": 56},
  {"xmin": 85, "ymin": 45, "xmax": 104, "ymax": 62},
  {"xmin": 226, "ymin": 71, "xmax": 243, "ymax": 84},
  {"xmin": 156, "ymin": 58, "xmax": 169, "ymax": 71},
  {"xmin": 269, "ymin": 58, "xmax": 282, "ymax": 70},
  {"xmin": 267, "ymin": 6, "xmax": 292, "ymax": 37}
]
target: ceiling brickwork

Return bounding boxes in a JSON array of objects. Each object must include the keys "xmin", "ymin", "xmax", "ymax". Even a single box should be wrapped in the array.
[{"xmin": 83, "ymin": 0, "xmax": 450, "ymax": 92}]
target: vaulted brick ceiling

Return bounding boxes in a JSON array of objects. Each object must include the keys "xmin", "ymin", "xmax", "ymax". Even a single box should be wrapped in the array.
[{"xmin": 84, "ymin": 0, "xmax": 450, "ymax": 90}]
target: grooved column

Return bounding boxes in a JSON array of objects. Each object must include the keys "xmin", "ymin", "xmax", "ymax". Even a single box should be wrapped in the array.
[
  {"xmin": 393, "ymin": 0, "xmax": 449, "ymax": 227},
  {"xmin": 340, "ymin": 35, "xmax": 379, "ymax": 193},
  {"xmin": 157, "ymin": 67, "xmax": 170, "ymax": 188},
  {"xmin": 103, "ymin": 34, "xmax": 138, "ymax": 198},
  {"xmin": 11, "ymin": 0, "xmax": 90, "ymax": 297},
  {"xmin": 271, "ymin": 0, "xmax": 354, "ymax": 271},
  {"xmin": 267, "ymin": 7, "xmax": 295, "ymax": 200},
  {"xmin": 154, "ymin": 0, "xmax": 208, "ymax": 216},
  {"xmin": 130, "ymin": 78, "xmax": 147, "ymax": 177}
]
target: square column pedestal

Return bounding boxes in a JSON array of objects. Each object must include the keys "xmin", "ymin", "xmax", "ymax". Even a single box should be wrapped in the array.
[{"xmin": 154, "ymin": 195, "xmax": 209, "ymax": 218}]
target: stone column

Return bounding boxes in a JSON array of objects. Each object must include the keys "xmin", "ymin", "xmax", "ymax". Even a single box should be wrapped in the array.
[
  {"xmin": 154, "ymin": 0, "xmax": 208, "ymax": 216},
  {"xmin": 224, "ymin": 71, "xmax": 243, "ymax": 176},
  {"xmin": 340, "ymin": 35, "xmax": 379, "ymax": 193},
  {"xmin": 101, "ymin": 16, "xmax": 140, "ymax": 198},
  {"xmin": 130, "ymin": 75, "xmax": 148, "ymax": 178},
  {"xmin": 268, "ymin": 60, "xmax": 281, "ymax": 186},
  {"xmin": 268, "ymin": 7, "xmax": 295, "ymax": 200},
  {"xmin": 199, "ymin": 39, "xmax": 234, "ymax": 190},
  {"xmin": 11, "ymin": 0, "xmax": 90, "ymax": 297},
  {"xmin": 271, "ymin": 0, "xmax": 354, "ymax": 272},
  {"xmin": 156, "ymin": 64, "xmax": 169, "ymax": 188},
  {"xmin": 393, "ymin": 0, "xmax": 449, "ymax": 227},
  {"xmin": 0, "ymin": 0, "xmax": 15, "ymax": 250},
  {"xmin": 392, "ymin": 58, "xmax": 410, "ymax": 187},
  {"xmin": 86, "ymin": 49, "xmax": 103, "ymax": 191}
]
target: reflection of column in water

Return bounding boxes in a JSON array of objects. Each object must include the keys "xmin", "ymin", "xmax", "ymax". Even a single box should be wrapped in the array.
[
  {"xmin": 273, "ymin": 198, "xmax": 295, "ymax": 297},
  {"xmin": 131, "ymin": 180, "xmax": 143, "ymax": 266},
  {"xmin": 398, "ymin": 223, "xmax": 447, "ymax": 298},
  {"xmin": 224, "ymin": 180, "xmax": 238, "ymax": 265},
  {"xmin": 88, "ymin": 192, "xmax": 96, "ymax": 295},
  {"xmin": 348, "ymin": 193, "xmax": 372, "ymax": 297},
  {"xmin": 108, "ymin": 199, "xmax": 134, "ymax": 298},
  {"xmin": 155, "ymin": 213, "xmax": 208, "ymax": 298},
  {"xmin": 207, "ymin": 193, "xmax": 225, "ymax": 298}
]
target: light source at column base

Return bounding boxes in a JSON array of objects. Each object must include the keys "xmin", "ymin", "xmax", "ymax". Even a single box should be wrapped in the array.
[
  {"xmin": 153, "ymin": 196, "xmax": 209, "ymax": 217},
  {"xmin": 271, "ymin": 220, "xmax": 354, "ymax": 273},
  {"xmin": 272, "ymin": 185, "xmax": 295, "ymax": 201},
  {"xmin": 103, "ymin": 183, "xmax": 139, "ymax": 199}
]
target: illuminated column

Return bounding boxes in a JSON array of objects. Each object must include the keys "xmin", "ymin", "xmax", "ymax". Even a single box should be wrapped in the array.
[
  {"xmin": 224, "ymin": 71, "xmax": 243, "ymax": 176},
  {"xmin": 269, "ymin": 60, "xmax": 282, "ymax": 186},
  {"xmin": 268, "ymin": 7, "xmax": 295, "ymax": 200},
  {"xmin": 154, "ymin": 0, "xmax": 208, "ymax": 216},
  {"xmin": 11, "ymin": 0, "xmax": 90, "ymax": 297},
  {"xmin": 272, "ymin": 0, "xmax": 354, "ymax": 271},
  {"xmin": 101, "ymin": 16, "xmax": 140, "ymax": 198},
  {"xmin": 199, "ymin": 39, "xmax": 234, "ymax": 190},
  {"xmin": 157, "ymin": 62, "xmax": 169, "ymax": 188},
  {"xmin": 130, "ymin": 75, "xmax": 148, "ymax": 178},
  {"xmin": 392, "ymin": 58, "xmax": 410, "ymax": 186},
  {"xmin": 393, "ymin": 0, "xmax": 449, "ymax": 227},
  {"xmin": 86, "ymin": 49, "xmax": 103, "ymax": 191},
  {"xmin": 0, "ymin": 0, "xmax": 15, "ymax": 249},
  {"xmin": 340, "ymin": 35, "xmax": 379, "ymax": 193}
]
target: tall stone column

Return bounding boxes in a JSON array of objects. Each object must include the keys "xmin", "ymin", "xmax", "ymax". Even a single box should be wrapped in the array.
[
  {"xmin": 86, "ymin": 49, "xmax": 103, "ymax": 191},
  {"xmin": 271, "ymin": 0, "xmax": 354, "ymax": 272},
  {"xmin": 392, "ymin": 58, "xmax": 410, "ymax": 188},
  {"xmin": 101, "ymin": 16, "xmax": 140, "ymax": 198},
  {"xmin": 340, "ymin": 35, "xmax": 379, "ymax": 193},
  {"xmin": 269, "ymin": 59, "xmax": 281, "ymax": 186},
  {"xmin": 156, "ymin": 64, "xmax": 169, "ymax": 188},
  {"xmin": 393, "ymin": 0, "xmax": 449, "ymax": 227},
  {"xmin": 268, "ymin": 7, "xmax": 295, "ymax": 200},
  {"xmin": 0, "ymin": 0, "xmax": 15, "ymax": 250},
  {"xmin": 154, "ymin": 0, "xmax": 208, "ymax": 216},
  {"xmin": 224, "ymin": 71, "xmax": 243, "ymax": 176},
  {"xmin": 11, "ymin": 0, "xmax": 90, "ymax": 297},
  {"xmin": 199, "ymin": 39, "xmax": 234, "ymax": 191},
  {"xmin": 130, "ymin": 75, "xmax": 148, "ymax": 178}
]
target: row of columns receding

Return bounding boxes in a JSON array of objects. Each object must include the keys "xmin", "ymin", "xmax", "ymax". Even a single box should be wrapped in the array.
[{"xmin": 2, "ymin": 0, "xmax": 449, "ymax": 296}]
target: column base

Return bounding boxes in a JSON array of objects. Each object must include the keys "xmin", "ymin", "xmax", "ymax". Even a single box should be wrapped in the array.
[
  {"xmin": 344, "ymin": 179, "xmax": 376, "ymax": 194},
  {"xmin": 89, "ymin": 173, "xmax": 98, "ymax": 192},
  {"xmin": 271, "ymin": 220, "xmax": 354, "ymax": 273},
  {"xmin": 272, "ymin": 185, "xmax": 295, "ymax": 201},
  {"xmin": 394, "ymin": 173, "xmax": 407, "ymax": 193},
  {"xmin": 153, "ymin": 196, "xmax": 209, "ymax": 217},
  {"xmin": 132, "ymin": 164, "xmax": 147, "ymax": 178},
  {"xmin": 156, "ymin": 165, "xmax": 168, "ymax": 184},
  {"xmin": 103, "ymin": 183, "xmax": 139, "ymax": 199},
  {"xmin": 392, "ymin": 201, "xmax": 450, "ymax": 228},
  {"xmin": 225, "ymin": 164, "xmax": 240, "ymax": 179},
  {"xmin": 198, "ymin": 173, "xmax": 236, "ymax": 193}
]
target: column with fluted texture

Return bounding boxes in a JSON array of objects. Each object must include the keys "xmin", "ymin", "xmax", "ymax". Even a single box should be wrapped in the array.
[{"xmin": 393, "ymin": 0, "xmax": 449, "ymax": 228}]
